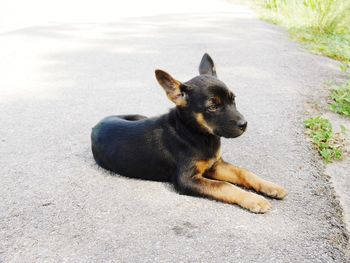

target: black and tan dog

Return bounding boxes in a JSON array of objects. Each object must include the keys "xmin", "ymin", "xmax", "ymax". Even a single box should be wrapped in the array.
[{"xmin": 91, "ymin": 53, "xmax": 287, "ymax": 213}]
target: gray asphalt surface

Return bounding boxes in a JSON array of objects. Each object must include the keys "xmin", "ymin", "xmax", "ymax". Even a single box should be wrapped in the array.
[{"xmin": 1, "ymin": 5, "xmax": 349, "ymax": 263}]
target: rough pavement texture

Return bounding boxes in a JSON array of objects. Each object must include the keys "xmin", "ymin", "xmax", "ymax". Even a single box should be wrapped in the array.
[
  {"xmin": 1, "ymin": 5, "xmax": 349, "ymax": 263},
  {"xmin": 327, "ymin": 159, "xmax": 350, "ymax": 233}
]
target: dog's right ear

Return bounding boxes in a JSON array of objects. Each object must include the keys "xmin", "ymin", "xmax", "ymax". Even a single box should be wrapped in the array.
[
  {"xmin": 199, "ymin": 53, "xmax": 217, "ymax": 77},
  {"xmin": 155, "ymin": 69, "xmax": 186, "ymax": 107}
]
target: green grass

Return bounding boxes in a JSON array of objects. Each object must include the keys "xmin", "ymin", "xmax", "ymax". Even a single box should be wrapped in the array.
[
  {"xmin": 259, "ymin": 1, "xmax": 350, "ymax": 162},
  {"xmin": 258, "ymin": 1, "xmax": 349, "ymax": 162},
  {"xmin": 260, "ymin": 0, "xmax": 350, "ymax": 65},
  {"xmin": 291, "ymin": 31, "xmax": 350, "ymax": 64},
  {"xmin": 330, "ymin": 79, "xmax": 350, "ymax": 116},
  {"xmin": 304, "ymin": 116, "xmax": 344, "ymax": 162}
]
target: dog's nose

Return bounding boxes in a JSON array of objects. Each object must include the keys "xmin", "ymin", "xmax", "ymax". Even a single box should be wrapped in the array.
[{"xmin": 237, "ymin": 120, "xmax": 247, "ymax": 131}]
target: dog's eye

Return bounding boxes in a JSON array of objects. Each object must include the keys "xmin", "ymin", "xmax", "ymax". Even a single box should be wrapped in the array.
[{"xmin": 207, "ymin": 104, "xmax": 218, "ymax": 112}]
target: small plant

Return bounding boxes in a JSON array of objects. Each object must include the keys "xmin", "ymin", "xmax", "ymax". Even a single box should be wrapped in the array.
[
  {"xmin": 339, "ymin": 63, "xmax": 348, "ymax": 72},
  {"xmin": 304, "ymin": 116, "xmax": 344, "ymax": 162},
  {"xmin": 330, "ymin": 80, "xmax": 350, "ymax": 117},
  {"xmin": 265, "ymin": 0, "xmax": 282, "ymax": 10}
]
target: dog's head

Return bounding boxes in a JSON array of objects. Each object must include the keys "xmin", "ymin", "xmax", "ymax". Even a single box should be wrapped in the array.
[{"xmin": 155, "ymin": 53, "xmax": 247, "ymax": 138}]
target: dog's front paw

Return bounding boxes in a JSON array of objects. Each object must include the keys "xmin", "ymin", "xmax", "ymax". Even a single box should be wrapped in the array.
[
  {"xmin": 260, "ymin": 182, "xmax": 287, "ymax": 199},
  {"xmin": 240, "ymin": 194, "xmax": 272, "ymax": 213}
]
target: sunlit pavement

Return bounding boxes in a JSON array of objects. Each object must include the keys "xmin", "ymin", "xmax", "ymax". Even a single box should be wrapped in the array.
[
  {"xmin": 0, "ymin": 0, "xmax": 244, "ymax": 33},
  {"xmin": 0, "ymin": 1, "xmax": 348, "ymax": 262}
]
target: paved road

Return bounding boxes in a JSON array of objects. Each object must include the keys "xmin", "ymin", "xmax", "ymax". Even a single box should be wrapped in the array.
[{"xmin": 0, "ymin": 2, "xmax": 349, "ymax": 262}]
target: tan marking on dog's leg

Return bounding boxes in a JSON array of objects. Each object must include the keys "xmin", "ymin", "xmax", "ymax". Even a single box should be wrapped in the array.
[
  {"xmin": 196, "ymin": 160, "xmax": 212, "ymax": 174},
  {"xmin": 194, "ymin": 176, "xmax": 271, "ymax": 213},
  {"xmin": 206, "ymin": 160, "xmax": 287, "ymax": 199},
  {"xmin": 191, "ymin": 159, "xmax": 271, "ymax": 213},
  {"xmin": 194, "ymin": 113, "xmax": 214, "ymax": 134}
]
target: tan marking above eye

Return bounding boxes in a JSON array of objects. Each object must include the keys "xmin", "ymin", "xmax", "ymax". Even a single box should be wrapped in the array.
[
  {"xmin": 212, "ymin": 97, "xmax": 221, "ymax": 104},
  {"xmin": 206, "ymin": 97, "xmax": 221, "ymax": 112},
  {"xmin": 207, "ymin": 96, "xmax": 221, "ymax": 106}
]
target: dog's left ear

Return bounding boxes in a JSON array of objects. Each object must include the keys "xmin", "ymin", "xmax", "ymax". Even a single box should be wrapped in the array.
[
  {"xmin": 155, "ymin": 69, "xmax": 186, "ymax": 107},
  {"xmin": 199, "ymin": 53, "xmax": 217, "ymax": 77}
]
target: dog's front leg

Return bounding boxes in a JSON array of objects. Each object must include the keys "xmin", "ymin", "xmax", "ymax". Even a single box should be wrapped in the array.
[
  {"xmin": 205, "ymin": 159, "xmax": 287, "ymax": 199},
  {"xmin": 175, "ymin": 162, "xmax": 272, "ymax": 213}
]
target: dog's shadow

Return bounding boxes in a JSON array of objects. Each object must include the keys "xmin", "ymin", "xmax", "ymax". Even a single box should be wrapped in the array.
[{"xmin": 82, "ymin": 146, "xmax": 279, "ymax": 214}]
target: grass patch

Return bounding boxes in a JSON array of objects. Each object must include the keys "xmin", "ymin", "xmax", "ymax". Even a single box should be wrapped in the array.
[
  {"xmin": 258, "ymin": 1, "xmax": 350, "ymax": 162},
  {"xmin": 330, "ymin": 79, "xmax": 350, "ymax": 116},
  {"xmin": 259, "ymin": 0, "xmax": 350, "ymax": 65},
  {"xmin": 256, "ymin": 1, "xmax": 350, "ymax": 162},
  {"xmin": 290, "ymin": 30, "xmax": 350, "ymax": 64},
  {"xmin": 304, "ymin": 116, "xmax": 344, "ymax": 162}
]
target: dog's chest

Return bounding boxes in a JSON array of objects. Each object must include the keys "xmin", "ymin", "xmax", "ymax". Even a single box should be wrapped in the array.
[{"xmin": 195, "ymin": 148, "xmax": 221, "ymax": 174}]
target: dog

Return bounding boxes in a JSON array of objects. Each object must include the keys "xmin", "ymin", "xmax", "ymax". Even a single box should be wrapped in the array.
[{"xmin": 91, "ymin": 53, "xmax": 287, "ymax": 213}]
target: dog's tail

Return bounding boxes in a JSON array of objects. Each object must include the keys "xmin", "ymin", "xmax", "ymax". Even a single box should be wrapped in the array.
[
  {"xmin": 91, "ymin": 123, "xmax": 106, "ymax": 166},
  {"xmin": 115, "ymin": 114, "xmax": 148, "ymax": 121}
]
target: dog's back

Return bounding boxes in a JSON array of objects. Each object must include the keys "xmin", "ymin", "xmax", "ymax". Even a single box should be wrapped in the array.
[{"xmin": 91, "ymin": 114, "xmax": 178, "ymax": 182}]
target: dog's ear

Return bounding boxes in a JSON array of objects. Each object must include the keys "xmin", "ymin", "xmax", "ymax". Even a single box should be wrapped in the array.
[
  {"xmin": 199, "ymin": 53, "xmax": 217, "ymax": 77},
  {"xmin": 155, "ymin": 69, "xmax": 186, "ymax": 107}
]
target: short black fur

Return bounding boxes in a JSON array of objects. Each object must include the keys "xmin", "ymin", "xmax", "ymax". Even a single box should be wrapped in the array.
[{"xmin": 91, "ymin": 53, "xmax": 247, "ymax": 195}]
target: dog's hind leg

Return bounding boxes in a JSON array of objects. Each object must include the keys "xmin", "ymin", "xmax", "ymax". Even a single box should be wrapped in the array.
[
  {"xmin": 205, "ymin": 159, "xmax": 287, "ymax": 199},
  {"xmin": 175, "ymin": 163, "xmax": 271, "ymax": 213}
]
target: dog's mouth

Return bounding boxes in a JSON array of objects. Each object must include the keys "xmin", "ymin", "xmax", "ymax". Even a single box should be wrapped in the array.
[{"xmin": 214, "ymin": 127, "xmax": 246, "ymax": 138}]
